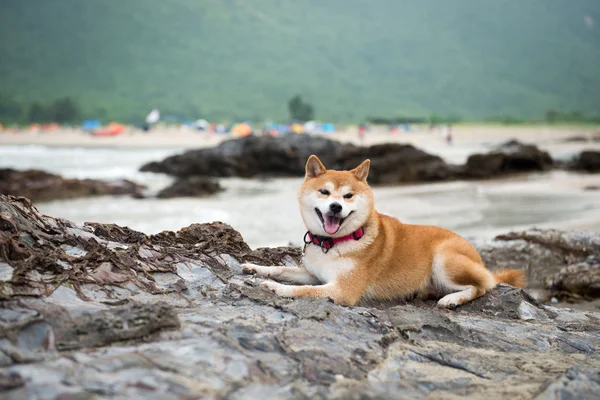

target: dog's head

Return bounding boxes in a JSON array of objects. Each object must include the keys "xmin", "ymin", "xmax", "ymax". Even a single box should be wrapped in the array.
[{"xmin": 297, "ymin": 155, "xmax": 374, "ymax": 237}]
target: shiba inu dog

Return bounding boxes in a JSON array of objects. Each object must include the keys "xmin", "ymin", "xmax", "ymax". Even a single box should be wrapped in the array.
[{"xmin": 242, "ymin": 155, "xmax": 525, "ymax": 307}]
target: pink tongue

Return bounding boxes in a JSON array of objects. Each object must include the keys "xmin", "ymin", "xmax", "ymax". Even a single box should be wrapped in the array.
[{"xmin": 324, "ymin": 215, "xmax": 341, "ymax": 234}]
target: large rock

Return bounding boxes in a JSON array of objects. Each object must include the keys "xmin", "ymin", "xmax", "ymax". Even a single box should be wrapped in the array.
[
  {"xmin": 569, "ymin": 150, "xmax": 600, "ymax": 173},
  {"xmin": 141, "ymin": 135, "xmax": 564, "ymax": 185},
  {"xmin": 0, "ymin": 168, "xmax": 145, "ymax": 202},
  {"xmin": 140, "ymin": 134, "xmax": 459, "ymax": 185},
  {"xmin": 474, "ymin": 228, "xmax": 600, "ymax": 300},
  {"xmin": 546, "ymin": 263, "xmax": 600, "ymax": 299},
  {"xmin": 1, "ymin": 194, "xmax": 599, "ymax": 399},
  {"xmin": 533, "ymin": 366, "xmax": 600, "ymax": 399},
  {"xmin": 465, "ymin": 140, "xmax": 554, "ymax": 178},
  {"xmin": 156, "ymin": 176, "xmax": 223, "ymax": 198},
  {"xmin": 338, "ymin": 143, "xmax": 459, "ymax": 184},
  {"xmin": 140, "ymin": 134, "xmax": 353, "ymax": 178}
]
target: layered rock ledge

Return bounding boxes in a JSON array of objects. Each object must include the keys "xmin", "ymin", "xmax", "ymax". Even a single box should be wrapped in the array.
[{"xmin": 1, "ymin": 194, "xmax": 599, "ymax": 399}]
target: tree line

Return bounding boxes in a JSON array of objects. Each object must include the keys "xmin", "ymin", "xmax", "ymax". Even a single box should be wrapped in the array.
[
  {"xmin": 2, "ymin": 91, "xmax": 599, "ymax": 126},
  {"xmin": 1, "ymin": 93, "xmax": 316, "ymax": 125},
  {"xmin": 0, "ymin": 94, "xmax": 81, "ymax": 124}
]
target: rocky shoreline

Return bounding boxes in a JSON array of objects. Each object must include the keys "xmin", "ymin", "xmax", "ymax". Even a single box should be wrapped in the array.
[
  {"xmin": 0, "ymin": 168, "xmax": 226, "ymax": 203},
  {"xmin": 0, "ymin": 168, "xmax": 145, "ymax": 203},
  {"xmin": 141, "ymin": 135, "xmax": 600, "ymax": 186},
  {"xmin": 1, "ymin": 194, "xmax": 599, "ymax": 398},
  {"xmin": 2, "ymin": 136, "xmax": 598, "ymax": 203}
]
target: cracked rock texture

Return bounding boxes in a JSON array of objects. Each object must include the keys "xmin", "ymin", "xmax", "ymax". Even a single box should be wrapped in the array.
[
  {"xmin": 474, "ymin": 229, "xmax": 600, "ymax": 303},
  {"xmin": 1, "ymin": 194, "xmax": 599, "ymax": 399}
]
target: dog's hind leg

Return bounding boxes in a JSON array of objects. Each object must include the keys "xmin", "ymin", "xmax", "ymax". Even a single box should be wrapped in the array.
[
  {"xmin": 432, "ymin": 251, "xmax": 496, "ymax": 308},
  {"xmin": 241, "ymin": 263, "xmax": 320, "ymax": 284}
]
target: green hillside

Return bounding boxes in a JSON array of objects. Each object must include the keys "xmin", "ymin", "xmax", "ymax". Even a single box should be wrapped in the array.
[{"xmin": 1, "ymin": 0, "xmax": 599, "ymax": 123}]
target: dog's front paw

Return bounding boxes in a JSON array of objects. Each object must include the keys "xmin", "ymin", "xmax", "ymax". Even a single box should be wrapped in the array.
[
  {"xmin": 241, "ymin": 263, "xmax": 259, "ymax": 274},
  {"xmin": 260, "ymin": 280, "xmax": 292, "ymax": 297},
  {"xmin": 437, "ymin": 298, "xmax": 458, "ymax": 309},
  {"xmin": 437, "ymin": 292, "xmax": 464, "ymax": 309}
]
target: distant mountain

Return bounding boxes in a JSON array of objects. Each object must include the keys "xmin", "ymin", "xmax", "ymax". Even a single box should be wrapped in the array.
[{"xmin": 1, "ymin": 0, "xmax": 599, "ymax": 122}]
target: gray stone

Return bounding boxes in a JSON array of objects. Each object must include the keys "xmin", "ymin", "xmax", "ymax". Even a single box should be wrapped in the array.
[
  {"xmin": 533, "ymin": 366, "xmax": 600, "ymax": 400},
  {"xmin": 1, "ymin": 194, "xmax": 600, "ymax": 399}
]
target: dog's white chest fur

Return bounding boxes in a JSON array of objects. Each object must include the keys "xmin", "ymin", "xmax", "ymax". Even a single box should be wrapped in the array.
[{"xmin": 303, "ymin": 247, "xmax": 355, "ymax": 283}]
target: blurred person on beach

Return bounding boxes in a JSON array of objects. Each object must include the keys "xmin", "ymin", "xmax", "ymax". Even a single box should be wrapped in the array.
[
  {"xmin": 143, "ymin": 108, "xmax": 160, "ymax": 132},
  {"xmin": 445, "ymin": 124, "xmax": 453, "ymax": 145},
  {"xmin": 358, "ymin": 123, "xmax": 367, "ymax": 144}
]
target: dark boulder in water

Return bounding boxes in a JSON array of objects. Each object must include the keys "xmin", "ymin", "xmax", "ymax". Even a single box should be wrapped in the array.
[
  {"xmin": 141, "ymin": 134, "xmax": 354, "ymax": 178},
  {"xmin": 464, "ymin": 140, "xmax": 554, "ymax": 178},
  {"xmin": 140, "ymin": 134, "xmax": 459, "ymax": 185},
  {"xmin": 559, "ymin": 135, "xmax": 592, "ymax": 143},
  {"xmin": 142, "ymin": 135, "xmax": 566, "ymax": 186},
  {"xmin": 157, "ymin": 176, "xmax": 223, "ymax": 198},
  {"xmin": 338, "ymin": 142, "xmax": 460, "ymax": 184},
  {"xmin": 0, "ymin": 168, "xmax": 145, "ymax": 202},
  {"xmin": 569, "ymin": 150, "xmax": 600, "ymax": 172}
]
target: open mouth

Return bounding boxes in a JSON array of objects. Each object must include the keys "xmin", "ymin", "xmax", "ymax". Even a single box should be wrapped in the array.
[{"xmin": 315, "ymin": 208, "xmax": 353, "ymax": 235}]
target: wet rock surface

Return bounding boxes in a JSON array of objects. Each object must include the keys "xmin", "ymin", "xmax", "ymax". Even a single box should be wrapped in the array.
[
  {"xmin": 337, "ymin": 143, "xmax": 459, "ymax": 184},
  {"xmin": 140, "ymin": 134, "xmax": 457, "ymax": 185},
  {"xmin": 140, "ymin": 136, "xmax": 566, "ymax": 185},
  {"xmin": 569, "ymin": 150, "xmax": 600, "ymax": 173},
  {"xmin": 464, "ymin": 140, "xmax": 553, "ymax": 178},
  {"xmin": 0, "ymin": 168, "xmax": 145, "ymax": 203},
  {"xmin": 1, "ymin": 194, "xmax": 600, "ymax": 399},
  {"xmin": 559, "ymin": 134, "xmax": 600, "ymax": 143},
  {"xmin": 140, "ymin": 134, "xmax": 352, "ymax": 178},
  {"xmin": 156, "ymin": 176, "xmax": 223, "ymax": 198}
]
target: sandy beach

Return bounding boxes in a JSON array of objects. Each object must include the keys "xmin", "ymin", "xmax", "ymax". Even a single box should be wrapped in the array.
[{"xmin": 1, "ymin": 125, "xmax": 599, "ymax": 156}]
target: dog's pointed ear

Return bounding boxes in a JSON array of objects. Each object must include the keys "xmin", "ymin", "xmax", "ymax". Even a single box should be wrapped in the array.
[
  {"xmin": 351, "ymin": 159, "xmax": 370, "ymax": 182},
  {"xmin": 305, "ymin": 155, "xmax": 326, "ymax": 179}
]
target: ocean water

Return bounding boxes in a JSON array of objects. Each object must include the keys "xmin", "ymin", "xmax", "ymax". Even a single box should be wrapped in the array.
[{"xmin": 2, "ymin": 145, "xmax": 600, "ymax": 248}]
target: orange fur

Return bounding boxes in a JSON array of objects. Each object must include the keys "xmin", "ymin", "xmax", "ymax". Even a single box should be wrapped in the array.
[
  {"xmin": 494, "ymin": 269, "xmax": 526, "ymax": 288},
  {"xmin": 242, "ymin": 155, "xmax": 526, "ymax": 308}
]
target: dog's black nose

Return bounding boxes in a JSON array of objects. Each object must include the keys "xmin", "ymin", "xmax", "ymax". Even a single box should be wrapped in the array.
[{"xmin": 329, "ymin": 202, "xmax": 342, "ymax": 214}]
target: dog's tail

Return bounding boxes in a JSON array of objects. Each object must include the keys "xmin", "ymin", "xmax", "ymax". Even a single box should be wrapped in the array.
[{"xmin": 494, "ymin": 269, "xmax": 526, "ymax": 288}]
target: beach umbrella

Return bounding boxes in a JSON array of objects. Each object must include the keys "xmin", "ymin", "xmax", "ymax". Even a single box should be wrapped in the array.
[{"xmin": 232, "ymin": 123, "xmax": 252, "ymax": 136}]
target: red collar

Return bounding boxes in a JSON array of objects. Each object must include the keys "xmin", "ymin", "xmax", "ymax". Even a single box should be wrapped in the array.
[{"xmin": 304, "ymin": 228, "xmax": 365, "ymax": 253}]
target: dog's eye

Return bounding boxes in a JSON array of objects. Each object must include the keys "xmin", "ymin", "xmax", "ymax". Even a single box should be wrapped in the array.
[
  {"xmin": 344, "ymin": 193, "xmax": 354, "ymax": 199},
  {"xmin": 319, "ymin": 189, "xmax": 330, "ymax": 195}
]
